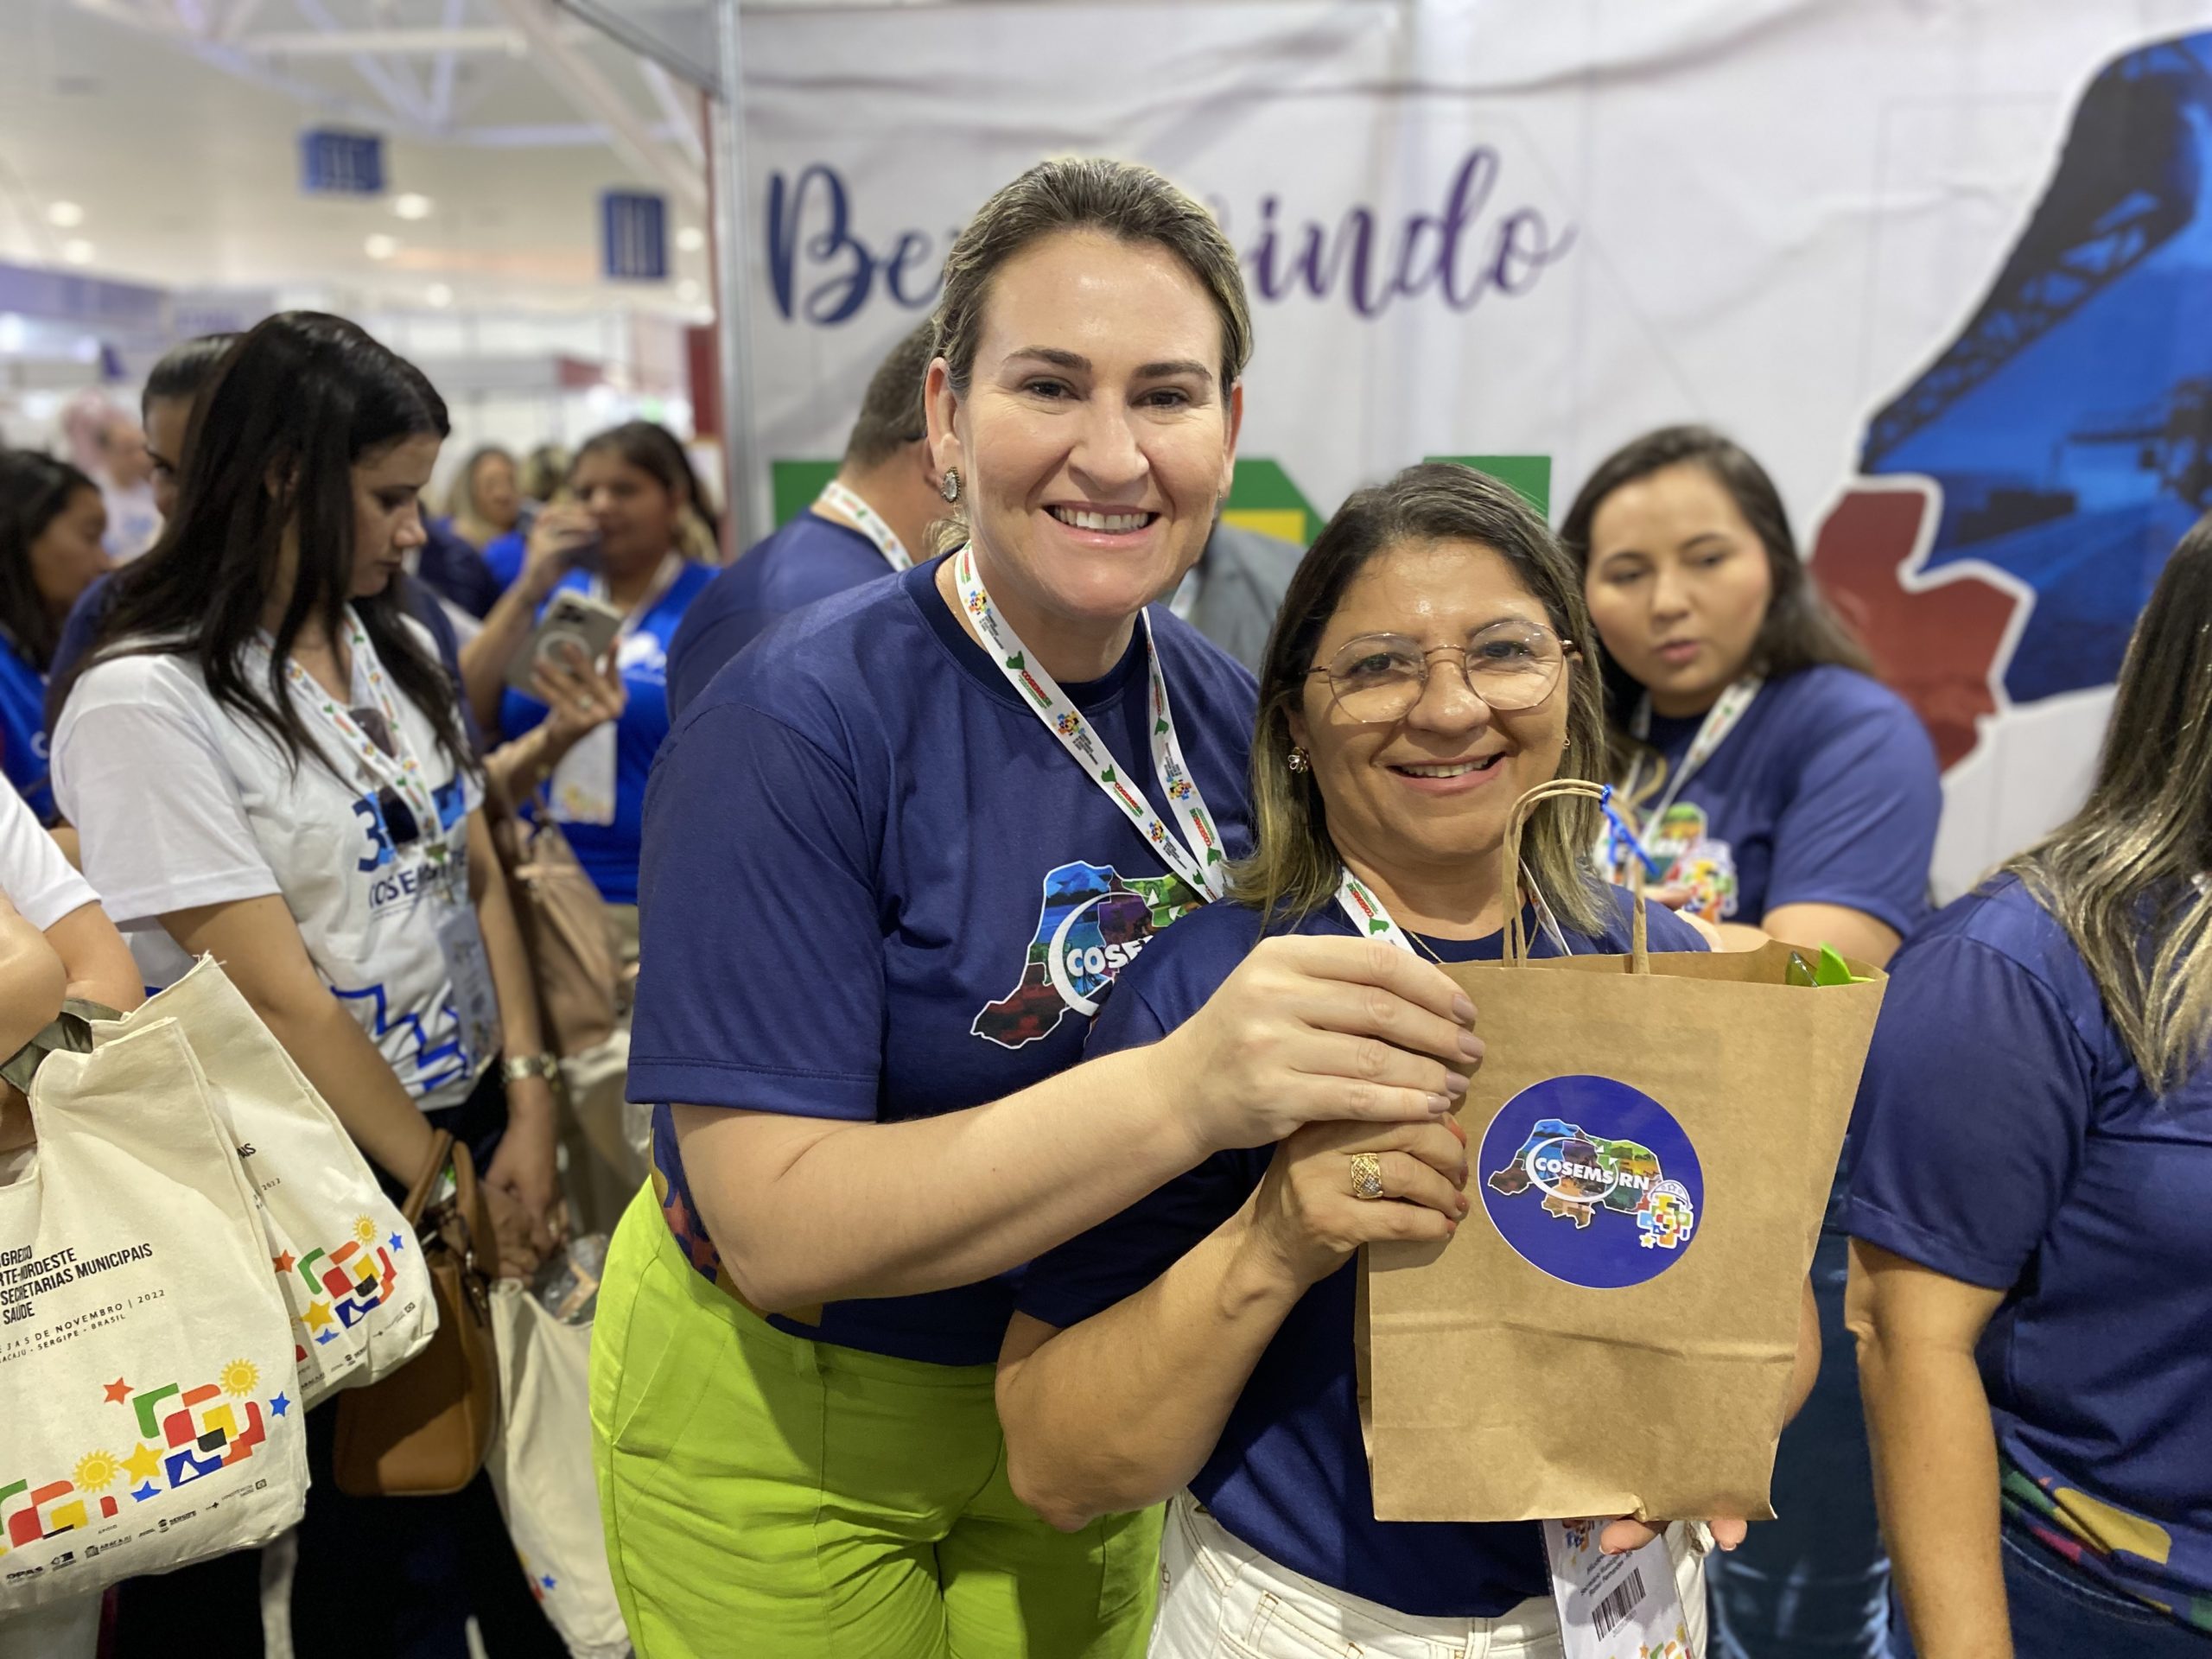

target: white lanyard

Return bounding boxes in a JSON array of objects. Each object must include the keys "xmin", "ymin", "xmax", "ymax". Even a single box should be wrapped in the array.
[
  {"xmin": 588, "ymin": 551, "xmax": 683, "ymax": 639},
  {"xmin": 954, "ymin": 543, "xmax": 1226, "ymax": 901},
  {"xmin": 274, "ymin": 610, "xmax": 444, "ymax": 859},
  {"xmin": 1333, "ymin": 867, "xmax": 1573, "ymax": 960},
  {"xmin": 1612, "ymin": 676, "xmax": 1762, "ymax": 871},
  {"xmin": 817, "ymin": 480, "xmax": 913, "ymax": 573}
]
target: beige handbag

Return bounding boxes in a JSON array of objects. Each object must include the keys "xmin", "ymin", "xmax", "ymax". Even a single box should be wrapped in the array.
[{"xmin": 499, "ymin": 792, "xmax": 620, "ymax": 1058}]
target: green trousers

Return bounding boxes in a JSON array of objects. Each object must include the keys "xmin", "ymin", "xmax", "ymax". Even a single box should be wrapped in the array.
[{"xmin": 590, "ymin": 1184, "xmax": 1162, "ymax": 1657}]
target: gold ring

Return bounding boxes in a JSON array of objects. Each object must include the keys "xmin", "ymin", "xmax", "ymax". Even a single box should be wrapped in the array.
[{"xmin": 1350, "ymin": 1152, "xmax": 1385, "ymax": 1200}]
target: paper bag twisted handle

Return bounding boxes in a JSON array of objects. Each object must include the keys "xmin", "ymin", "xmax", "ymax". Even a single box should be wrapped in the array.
[{"xmin": 1501, "ymin": 779, "xmax": 1649, "ymax": 972}]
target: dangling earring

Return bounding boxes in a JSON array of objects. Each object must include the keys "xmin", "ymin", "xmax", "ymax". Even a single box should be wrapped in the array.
[
  {"xmin": 938, "ymin": 467, "xmax": 962, "ymax": 505},
  {"xmin": 1287, "ymin": 746, "xmax": 1311, "ymax": 774}
]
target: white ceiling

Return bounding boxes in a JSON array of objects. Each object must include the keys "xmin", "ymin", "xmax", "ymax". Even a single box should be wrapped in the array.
[{"xmin": 0, "ymin": 0, "xmax": 718, "ymax": 315}]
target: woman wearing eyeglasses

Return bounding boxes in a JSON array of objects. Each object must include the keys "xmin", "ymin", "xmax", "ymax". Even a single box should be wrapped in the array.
[
  {"xmin": 48, "ymin": 313, "xmax": 567, "ymax": 1659},
  {"xmin": 996, "ymin": 464, "xmax": 1811, "ymax": 1659},
  {"xmin": 1560, "ymin": 426, "xmax": 1942, "ymax": 1659}
]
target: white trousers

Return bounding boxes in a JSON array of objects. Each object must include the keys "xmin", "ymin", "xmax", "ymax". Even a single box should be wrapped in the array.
[{"xmin": 1150, "ymin": 1491, "xmax": 1710, "ymax": 1659}]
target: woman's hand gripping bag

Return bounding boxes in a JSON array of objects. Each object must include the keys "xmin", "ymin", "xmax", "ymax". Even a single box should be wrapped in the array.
[
  {"xmin": 92, "ymin": 957, "xmax": 436, "ymax": 1408},
  {"xmin": 1357, "ymin": 780, "xmax": 1887, "ymax": 1526},
  {"xmin": 0, "ymin": 1017, "xmax": 307, "ymax": 1614}
]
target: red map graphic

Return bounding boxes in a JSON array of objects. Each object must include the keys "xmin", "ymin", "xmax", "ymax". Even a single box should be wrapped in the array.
[{"xmin": 1810, "ymin": 486, "xmax": 2019, "ymax": 769}]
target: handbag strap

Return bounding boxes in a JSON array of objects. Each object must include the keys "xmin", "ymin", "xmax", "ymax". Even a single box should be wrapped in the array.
[
  {"xmin": 1501, "ymin": 779, "xmax": 1649, "ymax": 975},
  {"xmin": 400, "ymin": 1128, "xmax": 458, "ymax": 1225}
]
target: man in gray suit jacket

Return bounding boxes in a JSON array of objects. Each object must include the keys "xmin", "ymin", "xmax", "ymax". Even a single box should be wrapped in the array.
[{"xmin": 1178, "ymin": 518, "xmax": 1306, "ymax": 674}]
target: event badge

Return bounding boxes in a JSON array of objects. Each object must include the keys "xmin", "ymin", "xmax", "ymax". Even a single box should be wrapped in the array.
[
  {"xmin": 432, "ymin": 895, "xmax": 502, "ymax": 1070},
  {"xmin": 1542, "ymin": 1519, "xmax": 1693, "ymax": 1659},
  {"xmin": 549, "ymin": 721, "xmax": 619, "ymax": 826}
]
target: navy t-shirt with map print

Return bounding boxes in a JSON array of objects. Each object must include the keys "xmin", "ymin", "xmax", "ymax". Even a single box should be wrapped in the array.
[
  {"xmin": 1842, "ymin": 874, "xmax": 2212, "ymax": 1631},
  {"xmin": 1018, "ymin": 889, "xmax": 1708, "ymax": 1618},
  {"xmin": 631, "ymin": 556, "xmax": 1255, "ymax": 1367},
  {"xmin": 1631, "ymin": 664, "xmax": 1939, "ymax": 937}
]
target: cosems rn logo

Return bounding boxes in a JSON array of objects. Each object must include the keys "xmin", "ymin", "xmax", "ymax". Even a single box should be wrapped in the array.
[
  {"xmin": 1476, "ymin": 1075, "xmax": 1703, "ymax": 1289},
  {"xmin": 972, "ymin": 859, "xmax": 1201, "ymax": 1050}
]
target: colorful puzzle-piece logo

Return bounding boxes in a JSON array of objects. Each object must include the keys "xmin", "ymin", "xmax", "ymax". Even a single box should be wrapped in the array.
[
  {"xmin": 1637, "ymin": 1179, "xmax": 1697, "ymax": 1251},
  {"xmin": 296, "ymin": 1217, "xmax": 397, "ymax": 1335},
  {"xmin": 0, "ymin": 1361, "xmax": 272, "ymax": 1558}
]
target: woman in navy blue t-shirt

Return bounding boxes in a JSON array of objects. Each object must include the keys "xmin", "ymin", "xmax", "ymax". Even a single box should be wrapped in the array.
[
  {"xmin": 999, "ymin": 463, "xmax": 1818, "ymax": 1656},
  {"xmin": 1564, "ymin": 425, "xmax": 1942, "ymax": 1659},
  {"xmin": 590, "ymin": 162, "xmax": 1484, "ymax": 1658},
  {"xmin": 1847, "ymin": 519, "xmax": 2212, "ymax": 1659}
]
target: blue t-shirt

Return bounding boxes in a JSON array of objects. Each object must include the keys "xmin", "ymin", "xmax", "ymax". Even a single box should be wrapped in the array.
[
  {"xmin": 0, "ymin": 638, "xmax": 53, "ymax": 821},
  {"xmin": 498, "ymin": 561, "xmax": 714, "ymax": 905},
  {"xmin": 1019, "ymin": 888, "xmax": 1709, "ymax": 1618},
  {"xmin": 482, "ymin": 530, "xmax": 525, "ymax": 593},
  {"xmin": 664, "ymin": 511, "xmax": 897, "ymax": 721},
  {"xmin": 1634, "ymin": 664, "xmax": 1939, "ymax": 936},
  {"xmin": 632, "ymin": 556, "xmax": 1257, "ymax": 1367},
  {"xmin": 1840, "ymin": 874, "xmax": 2212, "ymax": 1629}
]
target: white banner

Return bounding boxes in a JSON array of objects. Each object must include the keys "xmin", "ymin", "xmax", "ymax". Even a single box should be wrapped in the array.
[{"xmin": 738, "ymin": 0, "xmax": 2212, "ymax": 896}]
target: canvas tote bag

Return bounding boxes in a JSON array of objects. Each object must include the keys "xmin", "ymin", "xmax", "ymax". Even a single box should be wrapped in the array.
[
  {"xmin": 93, "ymin": 958, "xmax": 435, "ymax": 1408},
  {"xmin": 1360, "ymin": 779, "xmax": 1887, "ymax": 1526},
  {"xmin": 0, "ymin": 1018, "xmax": 306, "ymax": 1614},
  {"xmin": 485, "ymin": 1284, "xmax": 628, "ymax": 1659}
]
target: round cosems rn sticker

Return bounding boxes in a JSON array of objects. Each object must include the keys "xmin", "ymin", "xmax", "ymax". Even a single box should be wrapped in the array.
[{"xmin": 1476, "ymin": 1075, "xmax": 1702, "ymax": 1288}]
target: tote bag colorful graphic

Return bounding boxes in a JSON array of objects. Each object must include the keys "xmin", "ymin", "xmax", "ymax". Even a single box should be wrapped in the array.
[
  {"xmin": 0, "ymin": 1019, "xmax": 306, "ymax": 1614},
  {"xmin": 95, "ymin": 959, "xmax": 436, "ymax": 1408}
]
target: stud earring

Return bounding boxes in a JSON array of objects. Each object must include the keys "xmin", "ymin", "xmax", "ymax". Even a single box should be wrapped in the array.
[
  {"xmin": 1287, "ymin": 747, "xmax": 1311, "ymax": 774},
  {"xmin": 938, "ymin": 467, "xmax": 962, "ymax": 505}
]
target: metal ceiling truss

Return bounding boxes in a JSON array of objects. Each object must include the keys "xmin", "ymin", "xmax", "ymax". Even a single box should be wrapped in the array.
[{"xmin": 65, "ymin": 0, "xmax": 714, "ymax": 167}]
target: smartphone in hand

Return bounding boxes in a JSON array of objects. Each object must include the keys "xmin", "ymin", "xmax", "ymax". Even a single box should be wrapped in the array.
[{"xmin": 505, "ymin": 590, "xmax": 623, "ymax": 696}]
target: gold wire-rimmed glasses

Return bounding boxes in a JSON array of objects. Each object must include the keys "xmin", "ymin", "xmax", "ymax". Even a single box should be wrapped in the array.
[{"xmin": 1306, "ymin": 621, "xmax": 1573, "ymax": 723}]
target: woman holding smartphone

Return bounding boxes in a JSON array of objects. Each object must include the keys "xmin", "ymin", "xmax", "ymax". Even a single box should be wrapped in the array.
[{"xmin": 463, "ymin": 422, "xmax": 714, "ymax": 925}]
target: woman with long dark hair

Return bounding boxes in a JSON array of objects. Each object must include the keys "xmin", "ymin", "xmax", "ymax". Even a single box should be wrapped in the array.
[
  {"xmin": 49, "ymin": 310, "xmax": 565, "ymax": 1658},
  {"xmin": 0, "ymin": 451, "xmax": 108, "ymax": 818},
  {"xmin": 1847, "ymin": 519, "xmax": 2212, "ymax": 1659},
  {"xmin": 1562, "ymin": 424, "xmax": 1943, "ymax": 1659}
]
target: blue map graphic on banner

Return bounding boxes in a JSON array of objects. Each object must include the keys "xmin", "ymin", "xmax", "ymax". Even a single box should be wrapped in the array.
[
  {"xmin": 1477, "ymin": 1075, "xmax": 1701, "ymax": 1289},
  {"xmin": 1860, "ymin": 33, "xmax": 2212, "ymax": 705}
]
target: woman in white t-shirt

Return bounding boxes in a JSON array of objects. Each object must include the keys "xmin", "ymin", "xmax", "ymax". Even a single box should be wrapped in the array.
[
  {"xmin": 0, "ymin": 783, "xmax": 140, "ymax": 1150},
  {"xmin": 0, "ymin": 785, "xmax": 137, "ymax": 1659},
  {"xmin": 48, "ymin": 312, "xmax": 569, "ymax": 1659}
]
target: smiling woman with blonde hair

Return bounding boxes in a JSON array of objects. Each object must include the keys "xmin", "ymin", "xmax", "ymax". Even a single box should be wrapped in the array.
[{"xmin": 588, "ymin": 160, "xmax": 1484, "ymax": 1657}]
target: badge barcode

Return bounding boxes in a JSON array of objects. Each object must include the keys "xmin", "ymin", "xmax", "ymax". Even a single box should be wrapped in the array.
[{"xmin": 1593, "ymin": 1567, "xmax": 1646, "ymax": 1639}]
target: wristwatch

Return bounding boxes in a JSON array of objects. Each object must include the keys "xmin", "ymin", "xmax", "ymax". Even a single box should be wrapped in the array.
[{"xmin": 502, "ymin": 1052, "xmax": 560, "ymax": 1084}]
